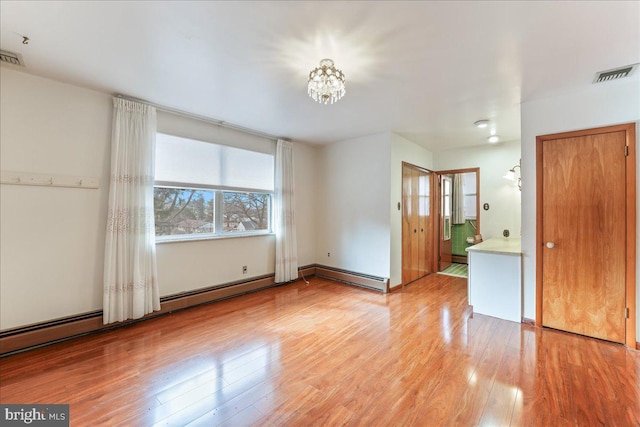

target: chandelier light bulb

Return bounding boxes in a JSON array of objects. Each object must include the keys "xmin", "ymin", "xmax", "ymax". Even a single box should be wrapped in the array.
[{"xmin": 308, "ymin": 59, "xmax": 346, "ymax": 105}]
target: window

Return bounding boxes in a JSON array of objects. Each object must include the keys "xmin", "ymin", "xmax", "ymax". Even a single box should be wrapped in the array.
[
  {"xmin": 154, "ymin": 187, "xmax": 214, "ymax": 237},
  {"xmin": 442, "ymin": 176, "xmax": 452, "ymax": 240},
  {"xmin": 462, "ymin": 172, "xmax": 477, "ymax": 220},
  {"xmin": 154, "ymin": 133, "xmax": 274, "ymax": 240}
]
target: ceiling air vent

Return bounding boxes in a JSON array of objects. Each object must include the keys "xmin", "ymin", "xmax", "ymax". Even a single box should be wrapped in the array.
[
  {"xmin": 0, "ymin": 49, "xmax": 25, "ymax": 67},
  {"xmin": 593, "ymin": 64, "xmax": 637, "ymax": 83}
]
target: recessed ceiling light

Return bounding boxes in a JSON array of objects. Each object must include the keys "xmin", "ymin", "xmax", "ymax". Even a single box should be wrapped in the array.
[
  {"xmin": 474, "ymin": 120, "xmax": 489, "ymax": 128},
  {"xmin": 487, "ymin": 135, "xmax": 500, "ymax": 143}
]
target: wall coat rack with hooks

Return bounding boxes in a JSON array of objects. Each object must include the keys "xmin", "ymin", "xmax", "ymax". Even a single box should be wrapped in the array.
[{"xmin": 0, "ymin": 171, "xmax": 99, "ymax": 189}]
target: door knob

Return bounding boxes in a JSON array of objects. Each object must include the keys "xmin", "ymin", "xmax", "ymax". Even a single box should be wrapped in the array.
[{"xmin": 546, "ymin": 242, "xmax": 555, "ymax": 249}]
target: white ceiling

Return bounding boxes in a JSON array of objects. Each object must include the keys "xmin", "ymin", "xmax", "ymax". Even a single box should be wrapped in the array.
[{"xmin": 1, "ymin": 1, "xmax": 638, "ymax": 151}]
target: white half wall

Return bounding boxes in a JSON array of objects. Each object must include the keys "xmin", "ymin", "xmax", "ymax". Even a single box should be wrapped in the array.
[
  {"xmin": 0, "ymin": 68, "xmax": 319, "ymax": 330},
  {"xmin": 520, "ymin": 78, "xmax": 640, "ymax": 334},
  {"xmin": 434, "ymin": 140, "xmax": 522, "ymax": 241},
  {"xmin": 390, "ymin": 133, "xmax": 434, "ymax": 287},
  {"xmin": 316, "ymin": 132, "xmax": 392, "ymax": 279}
]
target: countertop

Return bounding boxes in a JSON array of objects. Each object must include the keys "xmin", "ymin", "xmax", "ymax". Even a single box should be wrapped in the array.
[{"xmin": 466, "ymin": 237, "xmax": 522, "ymax": 255}]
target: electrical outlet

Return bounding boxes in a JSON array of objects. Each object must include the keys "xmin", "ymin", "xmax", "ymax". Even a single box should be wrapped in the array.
[{"xmin": 242, "ymin": 265, "xmax": 247, "ymax": 274}]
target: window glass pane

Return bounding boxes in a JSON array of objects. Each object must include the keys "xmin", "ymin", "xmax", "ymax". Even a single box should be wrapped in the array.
[
  {"xmin": 223, "ymin": 192, "xmax": 270, "ymax": 232},
  {"xmin": 462, "ymin": 172, "xmax": 476, "ymax": 194},
  {"xmin": 443, "ymin": 179, "xmax": 451, "ymax": 216},
  {"xmin": 154, "ymin": 187, "xmax": 214, "ymax": 236},
  {"xmin": 464, "ymin": 194, "xmax": 476, "ymax": 219}
]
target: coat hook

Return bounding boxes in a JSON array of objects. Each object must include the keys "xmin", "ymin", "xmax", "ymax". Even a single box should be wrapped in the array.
[{"xmin": 22, "ymin": 36, "xmax": 29, "ymax": 45}]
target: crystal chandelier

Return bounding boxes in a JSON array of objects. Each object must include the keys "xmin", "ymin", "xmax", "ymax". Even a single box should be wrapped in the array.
[{"xmin": 307, "ymin": 59, "xmax": 346, "ymax": 104}]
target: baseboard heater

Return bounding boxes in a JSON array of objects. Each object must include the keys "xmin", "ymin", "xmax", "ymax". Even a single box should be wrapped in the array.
[
  {"xmin": 315, "ymin": 265, "xmax": 389, "ymax": 293},
  {"xmin": 0, "ymin": 264, "xmax": 384, "ymax": 356}
]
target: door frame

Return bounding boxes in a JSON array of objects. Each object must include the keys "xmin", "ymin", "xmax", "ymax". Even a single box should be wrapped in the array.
[
  {"xmin": 435, "ymin": 168, "xmax": 480, "ymax": 271},
  {"xmin": 440, "ymin": 174, "xmax": 453, "ymax": 271},
  {"xmin": 535, "ymin": 123, "xmax": 636, "ymax": 348}
]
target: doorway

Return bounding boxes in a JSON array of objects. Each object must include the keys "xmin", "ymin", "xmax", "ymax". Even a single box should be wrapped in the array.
[
  {"xmin": 536, "ymin": 123, "xmax": 636, "ymax": 347},
  {"xmin": 436, "ymin": 168, "xmax": 480, "ymax": 275}
]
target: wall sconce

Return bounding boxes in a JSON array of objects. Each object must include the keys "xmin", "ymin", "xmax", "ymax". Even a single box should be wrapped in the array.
[{"xmin": 504, "ymin": 159, "xmax": 521, "ymax": 191}]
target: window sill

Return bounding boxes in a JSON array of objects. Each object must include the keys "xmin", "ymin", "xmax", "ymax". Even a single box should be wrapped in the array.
[{"xmin": 155, "ymin": 232, "xmax": 275, "ymax": 244}]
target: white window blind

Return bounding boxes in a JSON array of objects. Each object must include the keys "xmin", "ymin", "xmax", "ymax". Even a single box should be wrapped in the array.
[
  {"xmin": 155, "ymin": 133, "xmax": 274, "ymax": 191},
  {"xmin": 462, "ymin": 172, "xmax": 477, "ymax": 219}
]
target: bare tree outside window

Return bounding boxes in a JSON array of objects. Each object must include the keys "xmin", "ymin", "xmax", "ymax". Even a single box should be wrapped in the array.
[
  {"xmin": 154, "ymin": 187, "xmax": 214, "ymax": 236},
  {"xmin": 223, "ymin": 192, "xmax": 270, "ymax": 232}
]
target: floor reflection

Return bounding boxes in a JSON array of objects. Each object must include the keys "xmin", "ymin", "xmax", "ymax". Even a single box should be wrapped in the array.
[
  {"xmin": 1, "ymin": 275, "xmax": 637, "ymax": 426},
  {"xmin": 150, "ymin": 340, "xmax": 280, "ymax": 424}
]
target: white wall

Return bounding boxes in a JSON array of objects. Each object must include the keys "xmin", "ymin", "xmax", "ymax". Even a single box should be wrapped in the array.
[
  {"xmin": 316, "ymin": 132, "xmax": 392, "ymax": 279},
  {"xmin": 520, "ymin": 78, "xmax": 640, "ymax": 334},
  {"xmin": 0, "ymin": 68, "xmax": 111, "ymax": 329},
  {"xmin": 389, "ymin": 133, "xmax": 434, "ymax": 287},
  {"xmin": 0, "ymin": 68, "xmax": 318, "ymax": 330},
  {"xmin": 292, "ymin": 142, "xmax": 319, "ymax": 267},
  {"xmin": 434, "ymin": 140, "xmax": 522, "ymax": 240}
]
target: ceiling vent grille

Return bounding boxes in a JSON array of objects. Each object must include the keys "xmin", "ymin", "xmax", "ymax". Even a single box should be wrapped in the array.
[
  {"xmin": 0, "ymin": 49, "xmax": 25, "ymax": 67},
  {"xmin": 593, "ymin": 64, "xmax": 637, "ymax": 83}
]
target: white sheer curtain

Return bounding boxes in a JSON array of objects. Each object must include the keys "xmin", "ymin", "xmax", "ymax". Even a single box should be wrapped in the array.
[
  {"xmin": 452, "ymin": 174, "xmax": 466, "ymax": 225},
  {"xmin": 103, "ymin": 98, "xmax": 160, "ymax": 324},
  {"xmin": 274, "ymin": 139, "xmax": 298, "ymax": 282}
]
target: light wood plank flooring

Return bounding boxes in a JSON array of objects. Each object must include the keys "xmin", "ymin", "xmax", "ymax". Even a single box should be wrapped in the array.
[{"xmin": 1, "ymin": 274, "xmax": 638, "ymax": 426}]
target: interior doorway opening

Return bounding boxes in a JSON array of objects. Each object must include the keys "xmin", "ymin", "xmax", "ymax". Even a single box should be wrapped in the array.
[{"xmin": 437, "ymin": 168, "xmax": 480, "ymax": 275}]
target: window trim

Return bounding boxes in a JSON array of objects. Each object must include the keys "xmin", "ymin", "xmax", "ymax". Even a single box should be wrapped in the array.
[{"xmin": 154, "ymin": 182, "xmax": 274, "ymax": 243}]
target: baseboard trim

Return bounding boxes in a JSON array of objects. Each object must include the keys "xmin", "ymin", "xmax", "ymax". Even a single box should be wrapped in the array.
[
  {"xmin": 451, "ymin": 255, "xmax": 468, "ymax": 264},
  {"xmin": 0, "ymin": 313, "xmax": 104, "ymax": 357},
  {"xmin": 389, "ymin": 283, "xmax": 403, "ymax": 292},
  {"xmin": 0, "ymin": 270, "xmax": 305, "ymax": 356},
  {"xmin": 0, "ymin": 264, "xmax": 385, "ymax": 356},
  {"xmin": 315, "ymin": 265, "xmax": 388, "ymax": 293},
  {"xmin": 522, "ymin": 317, "xmax": 535, "ymax": 326}
]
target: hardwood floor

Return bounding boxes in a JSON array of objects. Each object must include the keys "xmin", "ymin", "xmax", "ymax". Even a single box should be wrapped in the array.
[{"xmin": 1, "ymin": 274, "xmax": 638, "ymax": 426}]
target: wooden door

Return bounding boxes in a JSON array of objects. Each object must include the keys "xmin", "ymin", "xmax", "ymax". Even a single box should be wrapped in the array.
[
  {"xmin": 439, "ymin": 175, "xmax": 452, "ymax": 271},
  {"xmin": 402, "ymin": 163, "xmax": 434, "ymax": 285},
  {"xmin": 540, "ymin": 128, "xmax": 627, "ymax": 343},
  {"xmin": 402, "ymin": 165, "xmax": 413, "ymax": 284}
]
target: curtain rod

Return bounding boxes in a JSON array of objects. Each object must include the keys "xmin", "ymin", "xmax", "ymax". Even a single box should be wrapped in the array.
[{"xmin": 114, "ymin": 94, "xmax": 284, "ymax": 142}]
